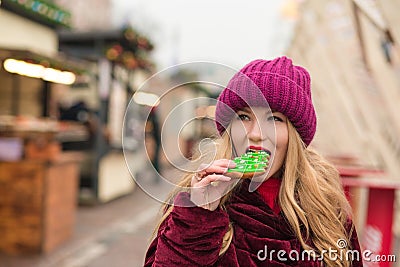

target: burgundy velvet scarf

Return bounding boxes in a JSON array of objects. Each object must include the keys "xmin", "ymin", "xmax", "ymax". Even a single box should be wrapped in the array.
[{"xmin": 144, "ymin": 180, "xmax": 363, "ymax": 266}]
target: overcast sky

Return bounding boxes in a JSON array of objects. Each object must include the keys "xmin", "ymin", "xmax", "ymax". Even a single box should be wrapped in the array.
[{"xmin": 111, "ymin": 0, "xmax": 295, "ymax": 70}]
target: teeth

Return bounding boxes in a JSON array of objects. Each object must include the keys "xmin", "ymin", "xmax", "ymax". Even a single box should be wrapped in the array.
[{"xmin": 247, "ymin": 148, "xmax": 271, "ymax": 157}]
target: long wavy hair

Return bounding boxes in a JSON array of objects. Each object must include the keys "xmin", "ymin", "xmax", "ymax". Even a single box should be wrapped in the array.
[{"xmin": 151, "ymin": 120, "xmax": 354, "ymax": 267}]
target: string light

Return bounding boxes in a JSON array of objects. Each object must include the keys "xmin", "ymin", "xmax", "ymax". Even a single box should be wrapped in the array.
[{"xmin": 3, "ymin": 58, "xmax": 76, "ymax": 85}]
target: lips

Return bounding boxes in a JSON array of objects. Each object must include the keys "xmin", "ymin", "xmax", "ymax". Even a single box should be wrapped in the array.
[{"xmin": 246, "ymin": 146, "xmax": 271, "ymax": 156}]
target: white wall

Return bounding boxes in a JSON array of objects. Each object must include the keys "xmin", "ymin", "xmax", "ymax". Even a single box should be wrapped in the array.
[
  {"xmin": 0, "ymin": 9, "xmax": 58, "ymax": 56},
  {"xmin": 54, "ymin": 0, "xmax": 112, "ymax": 31}
]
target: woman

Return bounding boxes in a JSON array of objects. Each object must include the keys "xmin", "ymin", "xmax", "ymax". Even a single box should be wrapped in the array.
[{"xmin": 144, "ymin": 57, "xmax": 363, "ymax": 266}]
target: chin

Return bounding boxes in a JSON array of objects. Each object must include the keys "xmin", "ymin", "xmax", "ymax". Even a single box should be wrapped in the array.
[{"xmin": 270, "ymin": 170, "xmax": 283, "ymax": 179}]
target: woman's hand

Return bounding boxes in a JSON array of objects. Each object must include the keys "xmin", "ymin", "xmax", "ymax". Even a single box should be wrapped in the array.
[{"xmin": 190, "ymin": 159, "xmax": 237, "ymax": 211}]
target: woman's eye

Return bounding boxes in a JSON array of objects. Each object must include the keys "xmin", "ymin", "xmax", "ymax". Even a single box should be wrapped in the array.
[
  {"xmin": 237, "ymin": 114, "xmax": 250, "ymax": 121},
  {"xmin": 268, "ymin": 116, "xmax": 283, "ymax": 122}
]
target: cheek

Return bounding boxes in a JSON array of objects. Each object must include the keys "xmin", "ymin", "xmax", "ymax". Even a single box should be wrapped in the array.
[
  {"xmin": 230, "ymin": 121, "xmax": 250, "ymax": 155},
  {"xmin": 277, "ymin": 135, "xmax": 289, "ymax": 151},
  {"xmin": 274, "ymin": 128, "xmax": 289, "ymax": 162},
  {"xmin": 230, "ymin": 121, "xmax": 247, "ymax": 141},
  {"xmin": 276, "ymin": 124, "xmax": 289, "ymax": 148}
]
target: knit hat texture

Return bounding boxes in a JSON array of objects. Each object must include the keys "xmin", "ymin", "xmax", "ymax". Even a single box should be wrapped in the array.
[{"xmin": 215, "ymin": 56, "xmax": 316, "ymax": 146}]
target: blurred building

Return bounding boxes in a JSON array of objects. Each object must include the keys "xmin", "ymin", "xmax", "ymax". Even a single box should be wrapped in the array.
[
  {"xmin": 53, "ymin": 0, "xmax": 221, "ymax": 195},
  {"xmin": 54, "ymin": 0, "xmax": 156, "ymax": 203},
  {"xmin": 55, "ymin": 0, "xmax": 112, "ymax": 31},
  {"xmin": 0, "ymin": 0, "xmax": 89, "ymax": 255},
  {"xmin": 0, "ymin": 0, "xmax": 84, "ymax": 117}
]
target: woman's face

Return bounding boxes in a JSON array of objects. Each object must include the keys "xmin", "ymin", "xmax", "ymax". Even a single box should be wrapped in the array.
[{"xmin": 230, "ymin": 106, "xmax": 289, "ymax": 179}]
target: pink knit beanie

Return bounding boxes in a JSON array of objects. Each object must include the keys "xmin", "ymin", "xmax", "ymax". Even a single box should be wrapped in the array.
[{"xmin": 215, "ymin": 56, "xmax": 316, "ymax": 146}]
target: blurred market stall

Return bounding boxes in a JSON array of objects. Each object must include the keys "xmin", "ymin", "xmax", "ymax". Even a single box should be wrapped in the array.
[{"xmin": 0, "ymin": 0, "xmax": 87, "ymax": 255}]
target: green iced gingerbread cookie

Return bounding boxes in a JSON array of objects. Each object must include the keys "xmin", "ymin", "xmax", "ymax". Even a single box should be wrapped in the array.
[{"xmin": 227, "ymin": 150, "xmax": 270, "ymax": 178}]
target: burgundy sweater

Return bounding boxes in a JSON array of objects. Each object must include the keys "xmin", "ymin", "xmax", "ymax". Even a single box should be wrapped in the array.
[{"xmin": 144, "ymin": 180, "xmax": 363, "ymax": 266}]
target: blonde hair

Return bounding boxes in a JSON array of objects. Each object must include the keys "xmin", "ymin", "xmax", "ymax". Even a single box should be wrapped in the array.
[
  {"xmin": 152, "ymin": 121, "xmax": 354, "ymax": 267},
  {"xmin": 280, "ymin": 120, "xmax": 353, "ymax": 267}
]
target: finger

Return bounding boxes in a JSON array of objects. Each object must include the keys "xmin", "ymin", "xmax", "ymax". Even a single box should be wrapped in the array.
[
  {"xmin": 191, "ymin": 173, "xmax": 205, "ymax": 187},
  {"xmin": 199, "ymin": 162, "xmax": 236, "ymax": 176},
  {"xmin": 194, "ymin": 174, "xmax": 231, "ymax": 188},
  {"xmin": 213, "ymin": 159, "xmax": 236, "ymax": 168},
  {"xmin": 198, "ymin": 159, "xmax": 236, "ymax": 171}
]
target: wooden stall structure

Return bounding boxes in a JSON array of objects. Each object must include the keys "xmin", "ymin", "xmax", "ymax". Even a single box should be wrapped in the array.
[{"xmin": 0, "ymin": 120, "xmax": 82, "ymax": 254}]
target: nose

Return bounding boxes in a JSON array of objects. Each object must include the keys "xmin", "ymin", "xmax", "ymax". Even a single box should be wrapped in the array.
[{"xmin": 247, "ymin": 120, "xmax": 264, "ymax": 142}]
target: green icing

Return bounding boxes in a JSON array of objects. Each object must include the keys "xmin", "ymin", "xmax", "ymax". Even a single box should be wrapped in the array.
[{"xmin": 227, "ymin": 150, "xmax": 270, "ymax": 173}]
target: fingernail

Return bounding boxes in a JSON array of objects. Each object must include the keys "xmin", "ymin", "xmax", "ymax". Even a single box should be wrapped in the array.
[{"xmin": 229, "ymin": 161, "xmax": 236, "ymax": 167}]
